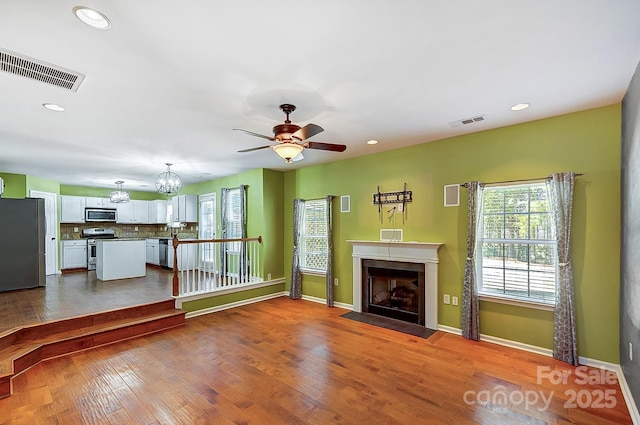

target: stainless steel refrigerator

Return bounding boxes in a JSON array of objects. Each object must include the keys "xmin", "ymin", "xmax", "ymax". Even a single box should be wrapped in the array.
[{"xmin": 0, "ymin": 197, "xmax": 46, "ymax": 292}]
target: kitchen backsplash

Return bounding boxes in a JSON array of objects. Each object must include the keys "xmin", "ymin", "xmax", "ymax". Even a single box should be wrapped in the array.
[{"xmin": 60, "ymin": 223, "xmax": 198, "ymax": 240}]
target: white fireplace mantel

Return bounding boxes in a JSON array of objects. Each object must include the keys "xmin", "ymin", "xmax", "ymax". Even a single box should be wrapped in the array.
[{"xmin": 347, "ymin": 240, "xmax": 443, "ymax": 330}]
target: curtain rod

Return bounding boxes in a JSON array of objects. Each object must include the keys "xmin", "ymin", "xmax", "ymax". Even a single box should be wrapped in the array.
[{"xmin": 460, "ymin": 173, "xmax": 583, "ymax": 188}]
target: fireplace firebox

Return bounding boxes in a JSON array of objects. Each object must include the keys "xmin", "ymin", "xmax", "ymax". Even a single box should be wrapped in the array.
[{"xmin": 362, "ymin": 259, "xmax": 425, "ymax": 325}]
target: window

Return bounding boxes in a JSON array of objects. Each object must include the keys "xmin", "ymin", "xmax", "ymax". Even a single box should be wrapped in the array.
[
  {"xmin": 478, "ymin": 182, "xmax": 556, "ymax": 305},
  {"xmin": 198, "ymin": 193, "xmax": 216, "ymax": 263},
  {"xmin": 226, "ymin": 188, "xmax": 242, "ymax": 253},
  {"xmin": 300, "ymin": 199, "xmax": 328, "ymax": 273}
]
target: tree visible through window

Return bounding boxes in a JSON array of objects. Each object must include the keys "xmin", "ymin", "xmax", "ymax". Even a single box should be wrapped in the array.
[
  {"xmin": 478, "ymin": 182, "xmax": 556, "ymax": 304},
  {"xmin": 300, "ymin": 199, "xmax": 328, "ymax": 272}
]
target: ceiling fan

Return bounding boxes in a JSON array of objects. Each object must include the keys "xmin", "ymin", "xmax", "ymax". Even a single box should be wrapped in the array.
[{"xmin": 234, "ymin": 104, "xmax": 347, "ymax": 163}]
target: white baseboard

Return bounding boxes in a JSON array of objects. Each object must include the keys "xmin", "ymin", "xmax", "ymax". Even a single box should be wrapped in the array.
[
  {"xmin": 614, "ymin": 365, "xmax": 640, "ymax": 425},
  {"xmin": 436, "ymin": 324, "xmax": 639, "ymax": 424},
  {"xmin": 283, "ymin": 291, "xmax": 353, "ymax": 310},
  {"xmin": 184, "ymin": 291, "xmax": 286, "ymax": 318}
]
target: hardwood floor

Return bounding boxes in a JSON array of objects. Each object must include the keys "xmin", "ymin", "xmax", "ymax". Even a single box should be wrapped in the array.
[
  {"xmin": 0, "ymin": 268, "xmax": 173, "ymax": 334},
  {"xmin": 0, "ymin": 290, "xmax": 633, "ymax": 424}
]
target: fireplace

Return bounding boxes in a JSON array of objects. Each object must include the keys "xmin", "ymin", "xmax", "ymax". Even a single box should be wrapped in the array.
[
  {"xmin": 348, "ymin": 240, "xmax": 442, "ymax": 330},
  {"xmin": 363, "ymin": 260, "xmax": 425, "ymax": 325}
]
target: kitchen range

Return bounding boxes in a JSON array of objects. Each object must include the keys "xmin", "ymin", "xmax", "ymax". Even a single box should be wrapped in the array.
[{"xmin": 82, "ymin": 227, "xmax": 116, "ymax": 270}]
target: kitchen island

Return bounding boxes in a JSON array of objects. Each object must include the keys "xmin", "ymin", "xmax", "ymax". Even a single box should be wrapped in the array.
[{"xmin": 96, "ymin": 238, "xmax": 146, "ymax": 281}]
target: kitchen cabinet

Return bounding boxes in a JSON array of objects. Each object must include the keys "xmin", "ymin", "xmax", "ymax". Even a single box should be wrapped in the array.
[
  {"xmin": 149, "ymin": 200, "xmax": 168, "ymax": 224},
  {"xmin": 170, "ymin": 195, "xmax": 197, "ymax": 223},
  {"xmin": 146, "ymin": 238, "xmax": 160, "ymax": 265},
  {"xmin": 62, "ymin": 240, "xmax": 87, "ymax": 269},
  {"xmin": 167, "ymin": 239, "xmax": 197, "ymax": 271},
  {"xmin": 60, "ymin": 196, "xmax": 86, "ymax": 223},
  {"xmin": 85, "ymin": 197, "xmax": 111, "ymax": 208},
  {"xmin": 117, "ymin": 200, "xmax": 150, "ymax": 223}
]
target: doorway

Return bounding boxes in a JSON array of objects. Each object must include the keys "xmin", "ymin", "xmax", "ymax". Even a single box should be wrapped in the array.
[{"xmin": 29, "ymin": 190, "xmax": 58, "ymax": 275}]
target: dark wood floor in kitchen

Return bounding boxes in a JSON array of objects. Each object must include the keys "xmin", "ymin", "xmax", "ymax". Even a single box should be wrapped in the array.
[
  {"xmin": 0, "ymin": 271, "xmax": 634, "ymax": 425},
  {"xmin": 0, "ymin": 267, "xmax": 173, "ymax": 334}
]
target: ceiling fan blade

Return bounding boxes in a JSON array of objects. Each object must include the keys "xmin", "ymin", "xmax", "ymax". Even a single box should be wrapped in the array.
[
  {"xmin": 237, "ymin": 145, "xmax": 272, "ymax": 153},
  {"xmin": 305, "ymin": 141, "xmax": 347, "ymax": 152},
  {"xmin": 233, "ymin": 128, "xmax": 275, "ymax": 141},
  {"xmin": 292, "ymin": 123, "xmax": 324, "ymax": 141}
]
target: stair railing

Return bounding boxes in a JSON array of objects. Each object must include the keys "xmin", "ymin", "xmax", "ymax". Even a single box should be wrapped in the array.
[{"xmin": 171, "ymin": 235, "xmax": 263, "ymax": 297}]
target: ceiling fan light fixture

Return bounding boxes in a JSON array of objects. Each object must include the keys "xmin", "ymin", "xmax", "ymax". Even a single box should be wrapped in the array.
[
  {"xmin": 155, "ymin": 163, "xmax": 183, "ymax": 197},
  {"xmin": 272, "ymin": 143, "xmax": 304, "ymax": 163},
  {"xmin": 109, "ymin": 180, "xmax": 130, "ymax": 203}
]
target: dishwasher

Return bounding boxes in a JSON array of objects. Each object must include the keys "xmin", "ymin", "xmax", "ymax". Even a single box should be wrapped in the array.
[{"xmin": 159, "ymin": 238, "xmax": 169, "ymax": 268}]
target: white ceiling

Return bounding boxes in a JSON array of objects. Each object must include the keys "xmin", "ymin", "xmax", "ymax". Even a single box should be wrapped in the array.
[{"xmin": 1, "ymin": 0, "xmax": 639, "ymax": 192}]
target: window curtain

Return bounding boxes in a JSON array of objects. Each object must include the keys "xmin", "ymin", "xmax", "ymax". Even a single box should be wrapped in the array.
[
  {"xmin": 290, "ymin": 198, "xmax": 303, "ymax": 299},
  {"xmin": 461, "ymin": 181, "xmax": 484, "ymax": 341},
  {"xmin": 219, "ymin": 187, "xmax": 229, "ymax": 277},
  {"xmin": 238, "ymin": 185, "xmax": 248, "ymax": 281},
  {"xmin": 547, "ymin": 172, "xmax": 578, "ymax": 365},
  {"xmin": 325, "ymin": 195, "xmax": 335, "ymax": 307}
]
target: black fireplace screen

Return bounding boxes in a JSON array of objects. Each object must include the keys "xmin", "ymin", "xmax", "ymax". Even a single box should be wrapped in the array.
[{"xmin": 362, "ymin": 260, "xmax": 425, "ymax": 325}]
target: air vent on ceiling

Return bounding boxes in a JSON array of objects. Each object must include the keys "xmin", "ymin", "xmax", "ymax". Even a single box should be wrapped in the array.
[
  {"xmin": 0, "ymin": 48, "xmax": 85, "ymax": 92},
  {"xmin": 449, "ymin": 114, "xmax": 487, "ymax": 128}
]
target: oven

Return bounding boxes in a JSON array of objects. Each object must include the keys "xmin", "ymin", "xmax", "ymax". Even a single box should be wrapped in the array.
[{"xmin": 82, "ymin": 228, "xmax": 116, "ymax": 270}]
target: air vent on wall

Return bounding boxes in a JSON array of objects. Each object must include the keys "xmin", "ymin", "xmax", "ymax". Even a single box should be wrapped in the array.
[
  {"xmin": 0, "ymin": 48, "xmax": 85, "ymax": 92},
  {"xmin": 449, "ymin": 114, "xmax": 487, "ymax": 128}
]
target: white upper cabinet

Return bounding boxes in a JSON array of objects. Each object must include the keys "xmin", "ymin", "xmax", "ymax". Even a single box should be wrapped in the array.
[
  {"xmin": 149, "ymin": 200, "xmax": 168, "ymax": 224},
  {"xmin": 170, "ymin": 195, "xmax": 197, "ymax": 223},
  {"xmin": 116, "ymin": 200, "xmax": 150, "ymax": 223},
  {"xmin": 133, "ymin": 200, "xmax": 150, "ymax": 223},
  {"xmin": 60, "ymin": 195, "xmax": 86, "ymax": 223},
  {"xmin": 85, "ymin": 197, "xmax": 112, "ymax": 208}
]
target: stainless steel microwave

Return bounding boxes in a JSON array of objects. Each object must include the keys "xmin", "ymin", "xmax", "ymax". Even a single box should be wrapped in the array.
[{"xmin": 85, "ymin": 208, "xmax": 117, "ymax": 222}]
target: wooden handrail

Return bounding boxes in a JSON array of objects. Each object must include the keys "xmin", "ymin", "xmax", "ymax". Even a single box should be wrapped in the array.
[
  {"xmin": 174, "ymin": 236, "xmax": 263, "ymax": 245},
  {"xmin": 171, "ymin": 235, "xmax": 263, "ymax": 296}
]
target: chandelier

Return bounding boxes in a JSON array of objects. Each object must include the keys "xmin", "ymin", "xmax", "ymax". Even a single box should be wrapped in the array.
[
  {"xmin": 155, "ymin": 163, "xmax": 183, "ymax": 197},
  {"xmin": 109, "ymin": 180, "xmax": 130, "ymax": 203}
]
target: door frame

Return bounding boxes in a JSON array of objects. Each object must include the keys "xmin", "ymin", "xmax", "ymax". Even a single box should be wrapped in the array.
[{"xmin": 29, "ymin": 190, "xmax": 59, "ymax": 275}]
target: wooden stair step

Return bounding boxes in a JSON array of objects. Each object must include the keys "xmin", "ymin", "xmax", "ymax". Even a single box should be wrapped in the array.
[{"xmin": 0, "ymin": 301, "xmax": 185, "ymax": 399}]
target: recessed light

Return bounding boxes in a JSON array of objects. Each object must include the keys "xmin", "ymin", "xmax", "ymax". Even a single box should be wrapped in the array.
[
  {"xmin": 510, "ymin": 103, "xmax": 530, "ymax": 111},
  {"xmin": 42, "ymin": 103, "xmax": 65, "ymax": 112},
  {"xmin": 73, "ymin": 6, "xmax": 111, "ymax": 30},
  {"xmin": 366, "ymin": 140, "xmax": 378, "ymax": 145}
]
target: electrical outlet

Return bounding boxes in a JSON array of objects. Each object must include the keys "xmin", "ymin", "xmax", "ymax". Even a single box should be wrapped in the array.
[
  {"xmin": 267, "ymin": 273, "xmax": 271, "ymax": 280},
  {"xmin": 452, "ymin": 296, "xmax": 459, "ymax": 306},
  {"xmin": 73, "ymin": 227, "xmax": 79, "ymax": 232},
  {"xmin": 443, "ymin": 294, "xmax": 450, "ymax": 305},
  {"xmin": 134, "ymin": 226, "xmax": 138, "ymax": 231},
  {"xmin": 334, "ymin": 278, "xmax": 339, "ymax": 286}
]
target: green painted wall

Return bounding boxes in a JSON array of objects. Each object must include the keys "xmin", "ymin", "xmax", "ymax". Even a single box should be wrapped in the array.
[
  {"xmin": 185, "ymin": 168, "xmax": 285, "ymax": 280},
  {"xmin": 283, "ymin": 104, "xmax": 621, "ymax": 363},
  {"xmin": 60, "ymin": 185, "xmax": 162, "ymax": 200},
  {"xmin": 26, "ymin": 175, "xmax": 60, "ymax": 195},
  {"xmin": 180, "ymin": 283, "xmax": 285, "ymax": 313},
  {"xmin": 0, "ymin": 172, "xmax": 27, "ymax": 198}
]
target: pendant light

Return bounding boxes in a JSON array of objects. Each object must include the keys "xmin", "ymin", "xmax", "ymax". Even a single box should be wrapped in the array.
[
  {"xmin": 109, "ymin": 181, "xmax": 130, "ymax": 203},
  {"xmin": 155, "ymin": 163, "xmax": 183, "ymax": 197}
]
